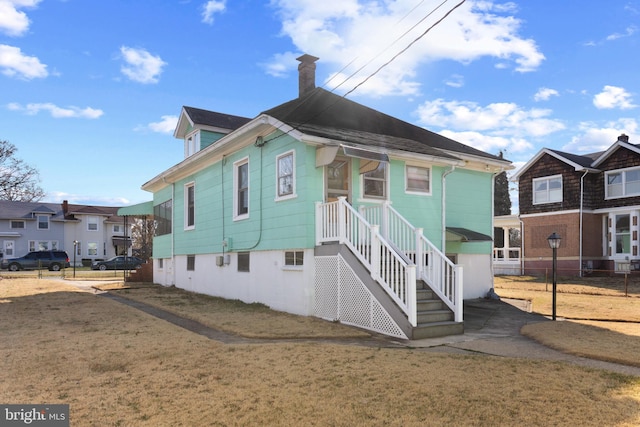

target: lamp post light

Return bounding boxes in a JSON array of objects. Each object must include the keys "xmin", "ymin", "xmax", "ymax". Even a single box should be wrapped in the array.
[
  {"xmin": 73, "ymin": 240, "xmax": 78, "ymax": 278},
  {"xmin": 547, "ymin": 232, "xmax": 562, "ymax": 321}
]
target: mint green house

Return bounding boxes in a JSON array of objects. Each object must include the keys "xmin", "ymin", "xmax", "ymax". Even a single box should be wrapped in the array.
[{"xmin": 134, "ymin": 55, "xmax": 511, "ymax": 339}]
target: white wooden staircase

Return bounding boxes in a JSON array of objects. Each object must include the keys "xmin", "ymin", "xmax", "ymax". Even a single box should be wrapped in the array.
[{"xmin": 314, "ymin": 198, "xmax": 463, "ymax": 339}]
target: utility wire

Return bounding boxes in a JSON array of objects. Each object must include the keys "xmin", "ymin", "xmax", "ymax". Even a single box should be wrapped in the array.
[{"xmin": 263, "ymin": 0, "xmax": 466, "ymax": 145}]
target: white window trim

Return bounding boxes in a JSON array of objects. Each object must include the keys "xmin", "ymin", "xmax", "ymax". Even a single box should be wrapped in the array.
[
  {"xmin": 185, "ymin": 130, "xmax": 200, "ymax": 157},
  {"xmin": 404, "ymin": 164, "xmax": 432, "ymax": 195},
  {"xmin": 87, "ymin": 242, "xmax": 98, "ymax": 256},
  {"xmin": 184, "ymin": 182, "xmax": 196, "ymax": 230},
  {"xmin": 10, "ymin": 220, "xmax": 25, "ymax": 229},
  {"xmin": 360, "ymin": 162, "xmax": 389, "ymax": 201},
  {"xmin": 37, "ymin": 215, "xmax": 50, "ymax": 230},
  {"xmin": 532, "ymin": 174, "xmax": 563, "ymax": 205},
  {"xmin": 605, "ymin": 166, "xmax": 640, "ymax": 199},
  {"xmin": 233, "ymin": 157, "xmax": 250, "ymax": 221},
  {"xmin": 275, "ymin": 150, "xmax": 297, "ymax": 201},
  {"xmin": 87, "ymin": 216, "xmax": 99, "ymax": 232},
  {"xmin": 282, "ymin": 250, "xmax": 304, "ymax": 270}
]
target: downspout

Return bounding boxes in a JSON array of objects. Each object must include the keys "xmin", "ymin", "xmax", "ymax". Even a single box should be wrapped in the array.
[
  {"xmin": 490, "ymin": 168, "xmax": 505, "ymax": 281},
  {"xmin": 171, "ymin": 182, "xmax": 176, "ymax": 286},
  {"xmin": 441, "ymin": 166, "xmax": 456, "ymax": 251},
  {"xmin": 579, "ymin": 170, "xmax": 589, "ymax": 277},
  {"xmin": 519, "ymin": 217, "xmax": 524, "ymax": 275}
]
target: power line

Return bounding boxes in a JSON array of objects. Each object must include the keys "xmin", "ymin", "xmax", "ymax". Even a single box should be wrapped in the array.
[{"xmin": 263, "ymin": 0, "xmax": 467, "ymax": 145}]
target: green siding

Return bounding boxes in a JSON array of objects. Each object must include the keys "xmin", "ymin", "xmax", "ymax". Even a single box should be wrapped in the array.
[
  {"xmin": 445, "ymin": 168, "xmax": 493, "ymax": 254},
  {"xmin": 200, "ymin": 130, "xmax": 226, "ymax": 150},
  {"xmin": 158, "ymin": 131, "xmax": 322, "ymax": 256}
]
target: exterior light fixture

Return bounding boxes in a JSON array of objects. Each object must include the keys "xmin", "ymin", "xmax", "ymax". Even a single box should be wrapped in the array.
[{"xmin": 547, "ymin": 232, "xmax": 561, "ymax": 320}]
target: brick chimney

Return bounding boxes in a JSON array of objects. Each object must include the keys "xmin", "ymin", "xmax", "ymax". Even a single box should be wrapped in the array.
[
  {"xmin": 297, "ymin": 54, "xmax": 319, "ymax": 97},
  {"xmin": 62, "ymin": 200, "xmax": 68, "ymax": 215},
  {"xmin": 618, "ymin": 133, "xmax": 629, "ymax": 143}
]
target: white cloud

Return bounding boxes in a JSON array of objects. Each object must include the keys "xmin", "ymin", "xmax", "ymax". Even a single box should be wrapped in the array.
[
  {"xmin": 533, "ymin": 87, "xmax": 559, "ymax": 102},
  {"xmin": 119, "ymin": 46, "xmax": 167, "ymax": 84},
  {"xmin": 202, "ymin": 0, "xmax": 226, "ymax": 25},
  {"xmin": 7, "ymin": 102, "xmax": 104, "ymax": 119},
  {"xmin": 416, "ymin": 98, "xmax": 565, "ymax": 136},
  {"xmin": 0, "ymin": 44, "xmax": 47, "ymax": 79},
  {"xmin": 593, "ymin": 85, "xmax": 636, "ymax": 110},
  {"xmin": 266, "ymin": 0, "xmax": 544, "ymax": 96},
  {"xmin": 262, "ymin": 51, "xmax": 299, "ymax": 78},
  {"xmin": 445, "ymin": 74, "xmax": 464, "ymax": 88},
  {"xmin": 562, "ymin": 119, "xmax": 639, "ymax": 153},
  {"xmin": 606, "ymin": 25, "xmax": 637, "ymax": 41},
  {"xmin": 137, "ymin": 115, "xmax": 178, "ymax": 134},
  {"xmin": 414, "ymin": 98, "xmax": 565, "ymax": 154},
  {"xmin": 45, "ymin": 191, "xmax": 131, "ymax": 205},
  {"xmin": 0, "ymin": 0, "xmax": 41, "ymax": 37}
]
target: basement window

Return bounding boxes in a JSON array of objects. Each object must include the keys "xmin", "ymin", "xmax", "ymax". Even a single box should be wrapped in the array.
[
  {"xmin": 238, "ymin": 252, "xmax": 250, "ymax": 272},
  {"xmin": 284, "ymin": 251, "xmax": 304, "ymax": 267},
  {"xmin": 187, "ymin": 255, "xmax": 195, "ymax": 271}
]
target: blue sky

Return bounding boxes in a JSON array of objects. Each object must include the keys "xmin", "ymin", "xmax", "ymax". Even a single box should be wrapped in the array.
[{"xmin": 1, "ymin": 0, "xmax": 639, "ymax": 211}]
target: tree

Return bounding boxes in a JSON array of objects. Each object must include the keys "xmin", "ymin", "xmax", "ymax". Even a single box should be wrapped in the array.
[
  {"xmin": 130, "ymin": 216, "xmax": 155, "ymax": 260},
  {"xmin": 0, "ymin": 140, "xmax": 45, "ymax": 202},
  {"xmin": 494, "ymin": 151, "xmax": 511, "ymax": 216}
]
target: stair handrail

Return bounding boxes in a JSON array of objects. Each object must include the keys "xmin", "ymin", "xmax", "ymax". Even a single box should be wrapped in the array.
[
  {"xmin": 360, "ymin": 202, "xmax": 462, "ymax": 322},
  {"xmin": 316, "ymin": 198, "xmax": 417, "ymax": 326}
]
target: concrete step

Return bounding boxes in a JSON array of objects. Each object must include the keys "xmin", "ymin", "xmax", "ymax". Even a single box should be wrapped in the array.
[
  {"xmin": 416, "ymin": 299, "xmax": 444, "ymax": 311},
  {"xmin": 412, "ymin": 321, "xmax": 464, "ymax": 339},
  {"xmin": 417, "ymin": 309, "xmax": 454, "ymax": 324}
]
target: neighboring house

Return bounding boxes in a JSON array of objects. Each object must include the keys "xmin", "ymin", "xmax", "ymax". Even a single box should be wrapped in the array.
[
  {"xmin": 124, "ymin": 54, "xmax": 512, "ymax": 339},
  {"xmin": 493, "ymin": 214, "xmax": 522, "ymax": 275},
  {"xmin": 512, "ymin": 134, "xmax": 640, "ymax": 276},
  {"xmin": 0, "ymin": 200, "xmax": 133, "ymax": 266}
]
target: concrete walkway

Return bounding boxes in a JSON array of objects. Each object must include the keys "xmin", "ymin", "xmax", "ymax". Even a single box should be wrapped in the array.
[{"xmin": 65, "ymin": 280, "xmax": 640, "ymax": 377}]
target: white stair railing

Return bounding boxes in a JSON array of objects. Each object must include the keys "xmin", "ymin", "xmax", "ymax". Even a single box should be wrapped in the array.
[
  {"xmin": 316, "ymin": 198, "xmax": 417, "ymax": 326},
  {"xmin": 360, "ymin": 202, "xmax": 462, "ymax": 322}
]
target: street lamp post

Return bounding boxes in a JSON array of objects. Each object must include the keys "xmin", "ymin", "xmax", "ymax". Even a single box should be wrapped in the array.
[
  {"xmin": 73, "ymin": 240, "xmax": 78, "ymax": 278},
  {"xmin": 547, "ymin": 232, "xmax": 562, "ymax": 321}
]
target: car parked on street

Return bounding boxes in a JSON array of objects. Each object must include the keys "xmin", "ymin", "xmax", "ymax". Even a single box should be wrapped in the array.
[
  {"xmin": 91, "ymin": 256, "xmax": 145, "ymax": 271},
  {"xmin": 1, "ymin": 250, "xmax": 70, "ymax": 271}
]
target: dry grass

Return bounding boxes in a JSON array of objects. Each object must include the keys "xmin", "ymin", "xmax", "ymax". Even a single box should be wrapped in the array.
[
  {"xmin": 2, "ymin": 279, "xmax": 640, "ymax": 426},
  {"xmin": 101, "ymin": 283, "xmax": 371, "ymax": 339},
  {"xmin": 496, "ymin": 275, "xmax": 640, "ymax": 367}
]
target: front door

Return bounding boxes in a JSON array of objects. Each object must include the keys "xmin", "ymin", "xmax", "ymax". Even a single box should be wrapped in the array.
[{"xmin": 326, "ymin": 156, "xmax": 351, "ymax": 202}]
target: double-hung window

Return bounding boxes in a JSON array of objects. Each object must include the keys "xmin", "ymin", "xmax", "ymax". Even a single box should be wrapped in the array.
[
  {"xmin": 234, "ymin": 158, "xmax": 249, "ymax": 219},
  {"xmin": 276, "ymin": 151, "xmax": 295, "ymax": 199},
  {"xmin": 363, "ymin": 163, "xmax": 387, "ymax": 199},
  {"xmin": 606, "ymin": 167, "xmax": 640, "ymax": 198},
  {"xmin": 532, "ymin": 175, "xmax": 562, "ymax": 204},
  {"xmin": 87, "ymin": 216, "xmax": 98, "ymax": 231},
  {"xmin": 37, "ymin": 215, "xmax": 49, "ymax": 230},
  {"xmin": 185, "ymin": 183, "xmax": 195, "ymax": 229},
  {"xmin": 406, "ymin": 165, "xmax": 430, "ymax": 194}
]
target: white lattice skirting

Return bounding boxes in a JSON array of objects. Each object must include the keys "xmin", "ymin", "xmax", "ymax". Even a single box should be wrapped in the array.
[{"xmin": 314, "ymin": 255, "xmax": 407, "ymax": 339}]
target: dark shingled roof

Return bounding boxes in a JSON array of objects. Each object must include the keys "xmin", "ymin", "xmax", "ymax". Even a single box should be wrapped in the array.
[
  {"xmin": 547, "ymin": 148, "xmax": 602, "ymax": 168},
  {"xmin": 263, "ymin": 88, "xmax": 503, "ymax": 162},
  {"xmin": 183, "ymin": 106, "xmax": 251, "ymax": 131}
]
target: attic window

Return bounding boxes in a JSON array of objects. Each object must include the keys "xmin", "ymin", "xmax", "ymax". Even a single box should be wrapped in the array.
[{"xmin": 185, "ymin": 131, "xmax": 200, "ymax": 157}]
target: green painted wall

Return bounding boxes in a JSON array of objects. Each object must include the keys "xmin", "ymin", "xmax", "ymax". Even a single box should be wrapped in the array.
[
  {"xmin": 200, "ymin": 130, "xmax": 226, "ymax": 150},
  {"xmin": 445, "ymin": 168, "xmax": 493, "ymax": 254},
  {"xmin": 161, "ymin": 131, "xmax": 323, "ymax": 256}
]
